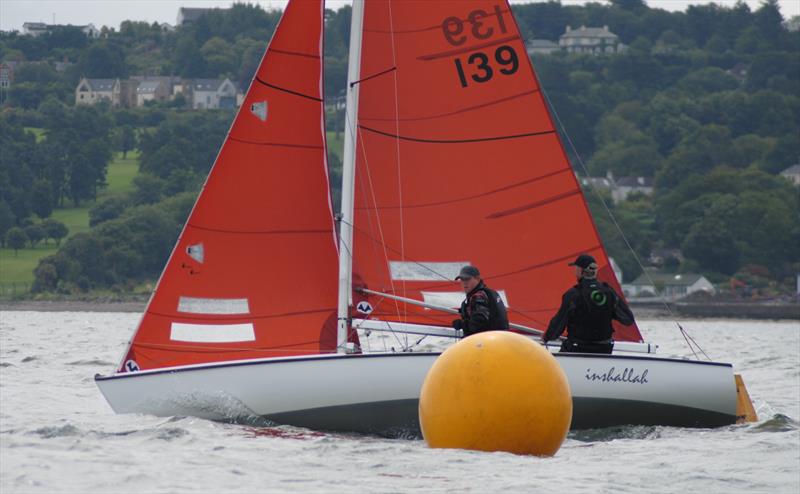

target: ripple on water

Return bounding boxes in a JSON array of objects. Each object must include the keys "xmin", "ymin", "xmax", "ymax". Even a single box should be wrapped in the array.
[{"xmin": 29, "ymin": 424, "xmax": 82, "ymax": 438}]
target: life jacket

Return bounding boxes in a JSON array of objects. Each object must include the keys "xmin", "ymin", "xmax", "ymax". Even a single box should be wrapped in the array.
[
  {"xmin": 569, "ymin": 278, "xmax": 616, "ymax": 341},
  {"xmin": 463, "ymin": 283, "xmax": 509, "ymax": 331}
]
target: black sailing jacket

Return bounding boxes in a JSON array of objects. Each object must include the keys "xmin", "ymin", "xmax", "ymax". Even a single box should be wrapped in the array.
[{"xmin": 544, "ymin": 277, "xmax": 634, "ymax": 342}]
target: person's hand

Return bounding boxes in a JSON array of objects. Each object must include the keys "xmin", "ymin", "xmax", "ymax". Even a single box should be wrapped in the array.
[{"xmin": 452, "ymin": 319, "xmax": 463, "ymax": 330}]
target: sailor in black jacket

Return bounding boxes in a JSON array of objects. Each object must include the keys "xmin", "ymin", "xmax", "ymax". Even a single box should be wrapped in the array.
[
  {"xmin": 451, "ymin": 265, "xmax": 509, "ymax": 337},
  {"xmin": 542, "ymin": 254, "xmax": 635, "ymax": 354}
]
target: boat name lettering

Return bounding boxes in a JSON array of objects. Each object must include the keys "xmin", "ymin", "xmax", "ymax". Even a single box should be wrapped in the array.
[{"xmin": 585, "ymin": 366, "xmax": 649, "ymax": 384}]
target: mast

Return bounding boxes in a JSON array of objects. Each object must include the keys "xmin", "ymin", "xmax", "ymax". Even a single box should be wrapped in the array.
[{"xmin": 336, "ymin": 0, "xmax": 365, "ymax": 353}]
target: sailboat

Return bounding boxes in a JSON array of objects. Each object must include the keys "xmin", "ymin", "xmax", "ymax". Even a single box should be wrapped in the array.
[{"xmin": 96, "ymin": 0, "xmax": 754, "ymax": 435}]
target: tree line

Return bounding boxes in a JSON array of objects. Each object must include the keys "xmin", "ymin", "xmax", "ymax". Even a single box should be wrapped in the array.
[{"xmin": 0, "ymin": 0, "xmax": 796, "ymax": 294}]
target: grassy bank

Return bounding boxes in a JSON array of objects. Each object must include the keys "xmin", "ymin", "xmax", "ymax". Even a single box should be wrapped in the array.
[{"xmin": 0, "ymin": 151, "xmax": 139, "ymax": 295}]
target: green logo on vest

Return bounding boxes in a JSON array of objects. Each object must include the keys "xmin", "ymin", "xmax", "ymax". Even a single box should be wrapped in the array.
[{"xmin": 590, "ymin": 289, "xmax": 607, "ymax": 306}]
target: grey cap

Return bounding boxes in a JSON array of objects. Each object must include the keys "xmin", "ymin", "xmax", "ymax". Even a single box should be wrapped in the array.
[{"xmin": 455, "ymin": 265, "xmax": 480, "ymax": 280}]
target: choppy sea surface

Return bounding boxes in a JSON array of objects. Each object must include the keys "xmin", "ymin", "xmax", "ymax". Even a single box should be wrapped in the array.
[{"xmin": 0, "ymin": 311, "xmax": 798, "ymax": 494}]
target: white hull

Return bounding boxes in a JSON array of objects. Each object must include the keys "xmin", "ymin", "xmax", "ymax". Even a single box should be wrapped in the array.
[{"xmin": 96, "ymin": 351, "xmax": 737, "ymax": 436}]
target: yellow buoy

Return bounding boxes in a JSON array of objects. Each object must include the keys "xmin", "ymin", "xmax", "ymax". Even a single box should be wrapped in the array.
[{"xmin": 419, "ymin": 331, "xmax": 572, "ymax": 456}]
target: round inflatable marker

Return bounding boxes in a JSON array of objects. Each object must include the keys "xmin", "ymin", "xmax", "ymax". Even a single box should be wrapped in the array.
[{"xmin": 419, "ymin": 331, "xmax": 572, "ymax": 456}]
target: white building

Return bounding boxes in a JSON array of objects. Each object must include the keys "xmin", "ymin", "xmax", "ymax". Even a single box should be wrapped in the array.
[
  {"xmin": 22, "ymin": 22, "xmax": 98, "ymax": 38},
  {"xmin": 189, "ymin": 78, "xmax": 238, "ymax": 109},
  {"xmin": 780, "ymin": 164, "xmax": 800, "ymax": 186},
  {"xmin": 75, "ymin": 78, "xmax": 116, "ymax": 105},
  {"xmin": 625, "ymin": 272, "xmax": 715, "ymax": 301},
  {"xmin": 560, "ymin": 25, "xmax": 624, "ymax": 55},
  {"xmin": 612, "ymin": 176, "xmax": 654, "ymax": 202}
]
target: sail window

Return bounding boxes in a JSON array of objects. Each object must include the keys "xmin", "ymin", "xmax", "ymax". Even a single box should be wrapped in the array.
[
  {"xmin": 170, "ymin": 322, "xmax": 256, "ymax": 343},
  {"xmin": 250, "ymin": 101, "xmax": 268, "ymax": 121},
  {"xmin": 389, "ymin": 261, "xmax": 469, "ymax": 281},
  {"xmin": 177, "ymin": 297, "xmax": 250, "ymax": 315},
  {"xmin": 421, "ymin": 290, "xmax": 509, "ymax": 309},
  {"xmin": 187, "ymin": 243, "xmax": 204, "ymax": 263}
]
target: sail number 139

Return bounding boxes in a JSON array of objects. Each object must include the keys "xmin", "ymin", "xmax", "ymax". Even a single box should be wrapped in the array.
[{"xmin": 441, "ymin": 6, "xmax": 520, "ymax": 88}]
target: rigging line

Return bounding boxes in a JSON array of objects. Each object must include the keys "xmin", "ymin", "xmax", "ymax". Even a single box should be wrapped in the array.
[
  {"xmin": 338, "ymin": 218, "xmax": 548, "ymax": 328},
  {"xmin": 359, "ymin": 124, "xmax": 556, "ymax": 144},
  {"xmin": 345, "ymin": 74, "xmax": 405, "ymax": 328},
  {"xmin": 388, "ymin": 0, "xmax": 408, "ymax": 331},
  {"xmin": 254, "ymin": 77, "xmax": 322, "ymax": 102},
  {"xmin": 538, "ymin": 83, "xmax": 709, "ymax": 359},
  {"xmin": 350, "ymin": 293, "xmax": 390, "ymax": 352},
  {"xmin": 340, "ymin": 237, "xmax": 405, "ymax": 351}
]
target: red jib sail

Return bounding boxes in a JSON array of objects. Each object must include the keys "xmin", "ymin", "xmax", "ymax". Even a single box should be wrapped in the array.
[
  {"xmin": 350, "ymin": 0, "xmax": 643, "ymax": 342},
  {"xmin": 118, "ymin": 0, "xmax": 339, "ymax": 372}
]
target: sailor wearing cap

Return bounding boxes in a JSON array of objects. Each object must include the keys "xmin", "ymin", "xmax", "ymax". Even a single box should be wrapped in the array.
[
  {"xmin": 452, "ymin": 265, "xmax": 509, "ymax": 337},
  {"xmin": 541, "ymin": 254, "xmax": 635, "ymax": 354}
]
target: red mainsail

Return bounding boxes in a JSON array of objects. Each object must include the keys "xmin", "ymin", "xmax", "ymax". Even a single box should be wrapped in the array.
[
  {"xmin": 119, "ymin": 0, "xmax": 340, "ymax": 372},
  {"xmin": 350, "ymin": 0, "xmax": 643, "ymax": 342}
]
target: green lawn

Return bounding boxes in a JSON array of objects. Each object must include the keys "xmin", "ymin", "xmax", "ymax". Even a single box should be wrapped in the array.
[
  {"xmin": 23, "ymin": 127, "xmax": 46, "ymax": 142},
  {"xmin": 0, "ymin": 151, "xmax": 140, "ymax": 294},
  {"xmin": 326, "ymin": 131, "xmax": 344, "ymax": 161}
]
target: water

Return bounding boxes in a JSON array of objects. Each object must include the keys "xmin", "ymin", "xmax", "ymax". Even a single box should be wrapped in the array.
[{"xmin": 1, "ymin": 311, "xmax": 798, "ymax": 493}]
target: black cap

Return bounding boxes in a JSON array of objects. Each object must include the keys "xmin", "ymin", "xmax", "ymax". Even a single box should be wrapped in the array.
[
  {"xmin": 455, "ymin": 265, "xmax": 480, "ymax": 280},
  {"xmin": 569, "ymin": 254, "xmax": 597, "ymax": 269}
]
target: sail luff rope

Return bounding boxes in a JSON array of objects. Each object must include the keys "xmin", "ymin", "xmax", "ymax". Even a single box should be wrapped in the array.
[
  {"xmin": 337, "ymin": 224, "xmax": 405, "ymax": 351},
  {"xmin": 538, "ymin": 84, "xmax": 708, "ymax": 361},
  {"xmin": 387, "ymin": 0, "xmax": 409, "ymax": 344},
  {"xmin": 341, "ymin": 7, "xmax": 405, "ymax": 334}
]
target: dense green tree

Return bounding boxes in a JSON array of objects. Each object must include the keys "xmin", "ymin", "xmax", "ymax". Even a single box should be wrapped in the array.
[
  {"xmin": 24, "ymin": 224, "xmax": 45, "ymax": 247},
  {"xmin": 31, "ymin": 179, "xmax": 55, "ymax": 219},
  {"xmin": 41, "ymin": 218, "xmax": 68, "ymax": 246},
  {"xmin": 5, "ymin": 227, "xmax": 28, "ymax": 255},
  {"xmin": 131, "ymin": 174, "xmax": 165, "ymax": 205},
  {"xmin": 79, "ymin": 42, "xmax": 127, "ymax": 77},
  {"xmin": 89, "ymin": 196, "xmax": 129, "ymax": 227},
  {"xmin": 116, "ymin": 125, "xmax": 137, "ymax": 158},
  {"xmin": 0, "ymin": 200, "xmax": 15, "ymax": 246}
]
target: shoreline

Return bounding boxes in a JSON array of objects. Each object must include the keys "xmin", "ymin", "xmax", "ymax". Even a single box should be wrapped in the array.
[{"xmin": 1, "ymin": 299, "xmax": 797, "ymax": 321}]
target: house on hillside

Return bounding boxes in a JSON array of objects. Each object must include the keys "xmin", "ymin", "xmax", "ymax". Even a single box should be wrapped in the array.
[
  {"xmin": 136, "ymin": 77, "xmax": 175, "ymax": 106},
  {"xmin": 526, "ymin": 39, "xmax": 560, "ymax": 56},
  {"xmin": 75, "ymin": 78, "xmax": 117, "ymax": 105},
  {"xmin": 613, "ymin": 176, "xmax": 654, "ymax": 202},
  {"xmin": 188, "ymin": 78, "xmax": 238, "ymax": 109},
  {"xmin": 22, "ymin": 22, "xmax": 99, "ymax": 38},
  {"xmin": 780, "ymin": 164, "xmax": 800, "ymax": 186},
  {"xmin": 559, "ymin": 25, "xmax": 624, "ymax": 55},
  {"xmin": 0, "ymin": 62, "xmax": 14, "ymax": 89},
  {"xmin": 22, "ymin": 22, "xmax": 48, "ymax": 36},
  {"xmin": 625, "ymin": 272, "xmax": 715, "ymax": 300}
]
